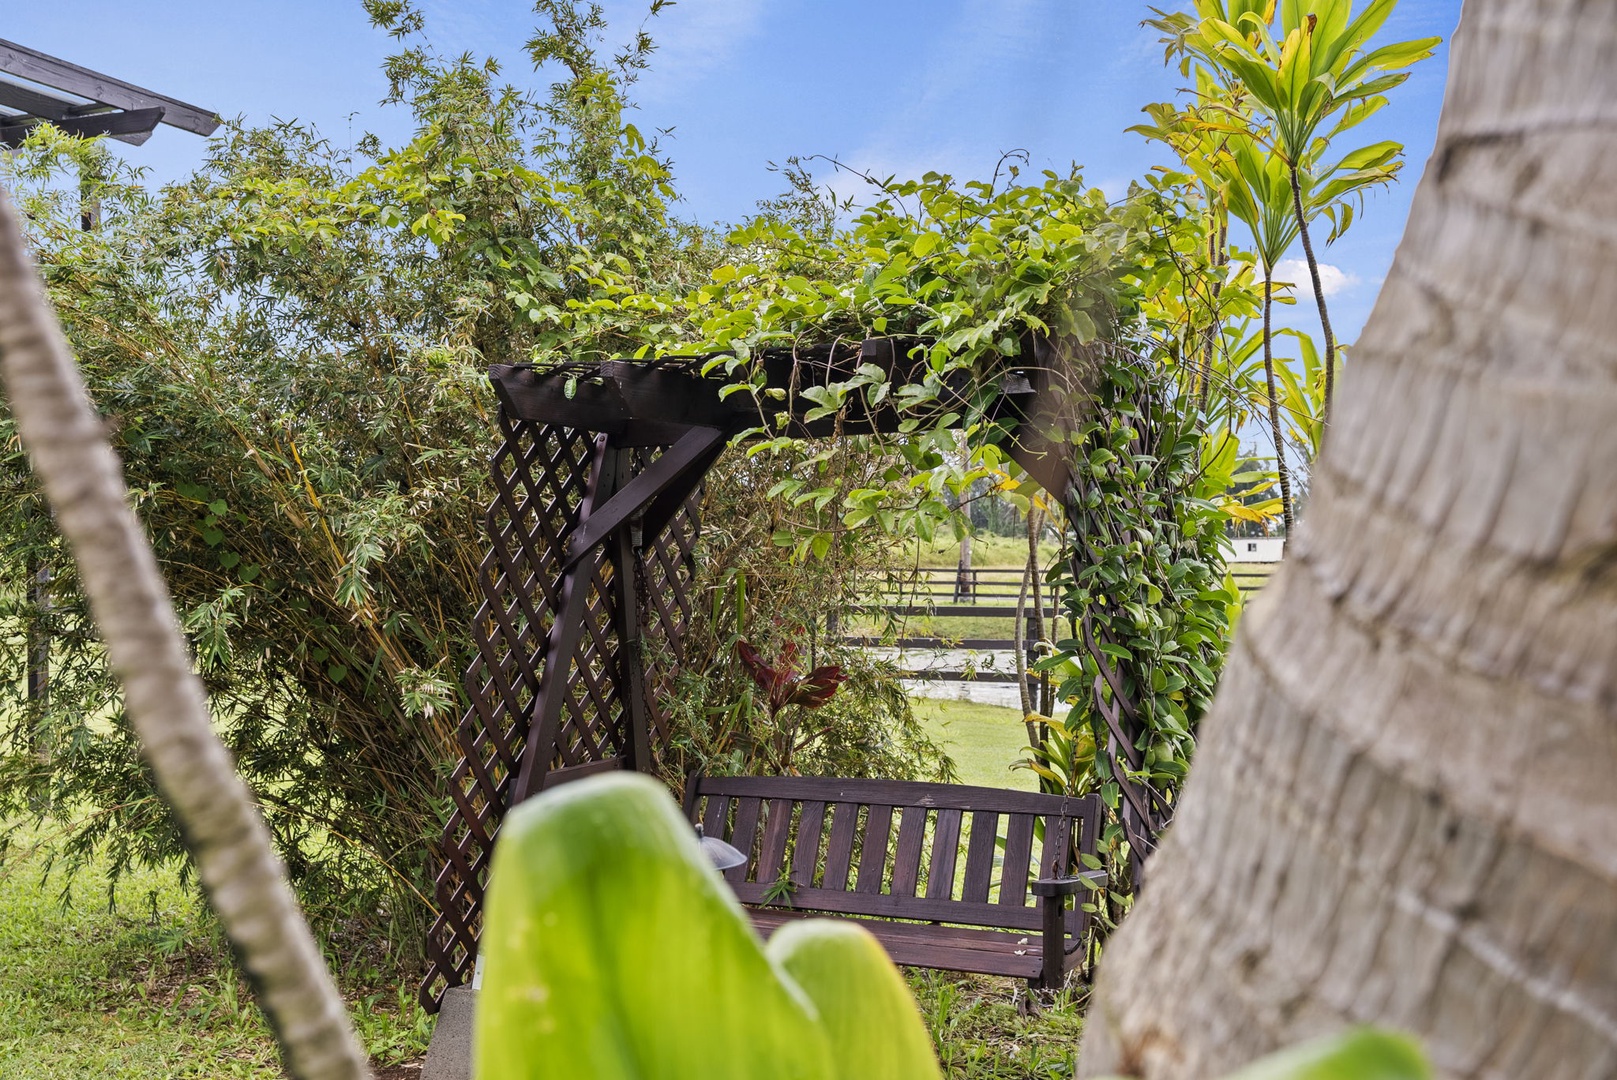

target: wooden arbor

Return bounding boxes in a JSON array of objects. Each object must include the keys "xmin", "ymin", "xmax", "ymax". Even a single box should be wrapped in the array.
[{"xmin": 420, "ymin": 336, "xmax": 1078, "ymax": 1009}]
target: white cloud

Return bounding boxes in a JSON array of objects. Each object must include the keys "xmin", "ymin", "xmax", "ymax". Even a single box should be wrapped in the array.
[
  {"xmin": 604, "ymin": 0, "xmax": 767, "ymax": 96},
  {"xmin": 1267, "ymin": 257, "xmax": 1359, "ymax": 300}
]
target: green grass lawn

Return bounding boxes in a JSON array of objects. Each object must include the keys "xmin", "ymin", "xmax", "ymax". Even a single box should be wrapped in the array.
[
  {"xmin": 915, "ymin": 698, "xmax": 1037, "ymax": 791},
  {"xmin": 0, "ymin": 831, "xmax": 429, "ymax": 1079},
  {"xmin": 0, "ymin": 821, "xmax": 1078, "ymax": 1078},
  {"xmin": 852, "ymin": 611, "xmax": 1054, "ymax": 643},
  {"xmin": 910, "ymin": 534, "xmax": 1061, "ymax": 569}
]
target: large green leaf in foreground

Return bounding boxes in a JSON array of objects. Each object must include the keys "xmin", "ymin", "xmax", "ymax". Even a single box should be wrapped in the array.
[
  {"xmin": 477, "ymin": 772, "xmax": 887, "ymax": 1079},
  {"xmin": 768, "ymin": 919, "xmax": 943, "ymax": 1080}
]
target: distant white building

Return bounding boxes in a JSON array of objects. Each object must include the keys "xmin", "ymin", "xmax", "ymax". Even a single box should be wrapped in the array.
[{"xmin": 1231, "ymin": 537, "xmax": 1286, "ymax": 562}]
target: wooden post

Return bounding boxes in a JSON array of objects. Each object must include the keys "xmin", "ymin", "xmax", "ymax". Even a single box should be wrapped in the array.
[
  {"xmin": 605, "ymin": 449, "xmax": 653, "ymax": 774},
  {"xmin": 1040, "ymin": 893, "xmax": 1066, "ymax": 989}
]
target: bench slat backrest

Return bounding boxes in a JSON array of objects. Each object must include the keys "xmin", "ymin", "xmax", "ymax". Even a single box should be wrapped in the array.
[{"xmin": 687, "ymin": 775, "xmax": 1103, "ymax": 936}]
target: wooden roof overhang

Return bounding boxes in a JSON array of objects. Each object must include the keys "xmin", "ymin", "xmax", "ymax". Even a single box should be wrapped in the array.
[
  {"xmin": 488, "ymin": 334, "xmax": 1078, "ymax": 533},
  {"xmin": 0, "ymin": 38, "xmax": 219, "ymax": 149}
]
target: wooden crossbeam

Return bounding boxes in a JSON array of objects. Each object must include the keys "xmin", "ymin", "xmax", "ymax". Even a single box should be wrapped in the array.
[
  {"xmin": 0, "ymin": 38, "xmax": 219, "ymax": 136},
  {"xmin": 560, "ymin": 426, "xmax": 726, "ymax": 570},
  {"xmin": 488, "ymin": 336, "xmax": 1078, "ymax": 506},
  {"xmin": 0, "ymin": 106, "xmax": 165, "ymax": 149},
  {"xmin": 0, "ymin": 79, "xmax": 73, "ymax": 120},
  {"xmin": 489, "ymin": 337, "xmax": 976, "ymax": 440}
]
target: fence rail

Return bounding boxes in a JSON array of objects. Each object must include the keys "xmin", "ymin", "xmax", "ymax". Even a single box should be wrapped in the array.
[{"xmin": 846, "ymin": 563, "xmax": 1280, "ymax": 685}]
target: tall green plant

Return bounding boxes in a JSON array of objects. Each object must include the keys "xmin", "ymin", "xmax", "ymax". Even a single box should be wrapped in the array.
[
  {"xmin": 1156, "ymin": 0, "xmax": 1439, "ymax": 420},
  {"xmin": 0, "ymin": 1, "xmax": 710, "ymax": 945},
  {"xmin": 1216, "ymin": 131, "xmax": 1302, "ymax": 533}
]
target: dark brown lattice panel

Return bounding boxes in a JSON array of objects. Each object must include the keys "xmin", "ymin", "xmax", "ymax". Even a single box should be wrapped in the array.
[{"xmin": 421, "ymin": 416, "xmax": 705, "ymax": 1009}]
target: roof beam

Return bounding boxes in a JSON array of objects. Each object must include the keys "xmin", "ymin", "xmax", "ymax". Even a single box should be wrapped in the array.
[
  {"xmin": 0, "ymin": 107, "xmax": 164, "ymax": 149},
  {"xmin": 492, "ymin": 333, "xmax": 1086, "ymax": 501},
  {"xmin": 0, "ymin": 79, "xmax": 73, "ymax": 120},
  {"xmin": 0, "ymin": 38, "xmax": 218, "ymax": 136},
  {"xmin": 489, "ymin": 337, "xmax": 977, "ymax": 439}
]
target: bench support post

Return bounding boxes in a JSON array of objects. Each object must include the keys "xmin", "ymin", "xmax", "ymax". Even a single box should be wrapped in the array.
[{"xmin": 1039, "ymin": 896, "xmax": 1065, "ymax": 989}]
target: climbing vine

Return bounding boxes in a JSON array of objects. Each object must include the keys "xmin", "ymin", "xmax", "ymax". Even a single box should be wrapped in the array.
[{"xmin": 562, "ymin": 161, "xmax": 1244, "ymax": 895}]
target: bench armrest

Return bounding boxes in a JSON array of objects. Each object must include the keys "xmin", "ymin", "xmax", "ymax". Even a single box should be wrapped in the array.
[{"xmin": 1030, "ymin": 868, "xmax": 1107, "ymax": 898}]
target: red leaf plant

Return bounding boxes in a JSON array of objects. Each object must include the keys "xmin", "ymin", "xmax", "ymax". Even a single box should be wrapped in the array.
[{"xmin": 735, "ymin": 639, "xmax": 847, "ymax": 719}]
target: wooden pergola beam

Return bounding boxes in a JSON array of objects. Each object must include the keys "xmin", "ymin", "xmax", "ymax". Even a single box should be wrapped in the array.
[
  {"xmin": 0, "ymin": 38, "xmax": 219, "ymax": 137},
  {"xmin": 1, "ymin": 106, "xmax": 165, "ymax": 149},
  {"xmin": 492, "ymin": 339, "xmax": 1010, "ymax": 437},
  {"xmin": 490, "ymin": 334, "xmax": 1077, "ymax": 497},
  {"xmin": 0, "ymin": 79, "xmax": 74, "ymax": 120},
  {"xmin": 560, "ymin": 425, "xmax": 726, "ymax": 570}
]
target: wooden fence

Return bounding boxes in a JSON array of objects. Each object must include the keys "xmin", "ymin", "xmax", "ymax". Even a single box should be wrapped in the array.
[{"xmin": 844, "ymin": 563, "xmax": 1279, "ymax": 684}]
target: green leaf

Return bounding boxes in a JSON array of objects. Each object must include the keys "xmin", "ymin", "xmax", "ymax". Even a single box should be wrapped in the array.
[
  {"xmin": 768, "ymin": 921, "xmax": 942, "ymax": 1080},
  {"xmin": 1218, "ymin": 1029, "xmax": 1430, "ymax": 1080},
  {"xmin": 476, "ymin": 774, "xmax": 834, "ymax": 1080}
]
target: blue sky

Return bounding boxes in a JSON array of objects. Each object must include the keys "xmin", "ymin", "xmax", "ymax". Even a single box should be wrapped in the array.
[{"xmin": 7, "ymin": 0, "xmax": 1461, "ymax": 340}]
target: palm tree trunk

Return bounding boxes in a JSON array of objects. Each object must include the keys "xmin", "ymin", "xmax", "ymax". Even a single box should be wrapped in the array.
[
  {"xmin": 1290, "ymin": 163, "xmax": 1339, "ymax": 424},
  {"xmin": 1080, "ymin": 1, "xmax": 1617, "ymax": 1075},
  {"xmin": 1261, "ymin": 276, "xmax": 1295, "ymax": 535},
  {"xmin": 0, "ymin": 186, "xmax": 371, "ymax": 1080}
]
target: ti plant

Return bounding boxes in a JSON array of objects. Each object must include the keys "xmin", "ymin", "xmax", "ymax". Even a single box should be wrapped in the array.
[
  {"xmin": 1149, "ymin": 0, "xmax": 1439, "ymax": 421},
  {"xmin": 475, "ymin": 773, "xmax": 941, "ymax": 1079},
  {"xmin": 735, "ymin": 639, "xmax": 848, "ymax": 718},
  {"xmin": 735, "ymin": 639, "xmax": 848, "ymax": 772}
]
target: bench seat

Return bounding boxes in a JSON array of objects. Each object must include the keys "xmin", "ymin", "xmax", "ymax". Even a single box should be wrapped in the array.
[
  {"xmin": 750, "ymin": 908, "xmax": 1051, "ymax": 981},
  {"xmin": 685, "ymin": 774, "xmax": 1105, "ymax": 988}
]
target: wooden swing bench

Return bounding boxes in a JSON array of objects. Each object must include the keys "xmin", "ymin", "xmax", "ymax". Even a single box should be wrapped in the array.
[{"xmin": 683, "ymin": 774, "xmax": 1106, "ymax": 989}]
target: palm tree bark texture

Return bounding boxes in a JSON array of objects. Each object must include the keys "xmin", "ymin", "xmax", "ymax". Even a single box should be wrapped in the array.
[
  {"xmin": 0, "ymin": 186, "xmax": 371, "ymax": 1080},
  {"xmin": 1081, "ymin": 2, "xmax": 1617, "ymax": 1078}
]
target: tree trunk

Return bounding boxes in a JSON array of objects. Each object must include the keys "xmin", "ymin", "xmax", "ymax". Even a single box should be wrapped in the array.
[
  {"xmin": 0, "ymin": 187, "xmax": 371, "ymax": 1080},
  {"xmin": 1261, "ymin": 275, "xmax": 1295, "ymax": 535},
  {"xmin": 1015, "ymin": 507, "xmax": 1046, "ymax": 726},
  {"xmin": 954, "ymin": 530, "xmax": 973, "ymax": 601},
  {"xmin": 1290, "ymin": 163, "xmax": 1338, "ymax": 424},
  {"xmin": 1080, "ymin": 2, "xmax": 1617, "ymax": 1076}
]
